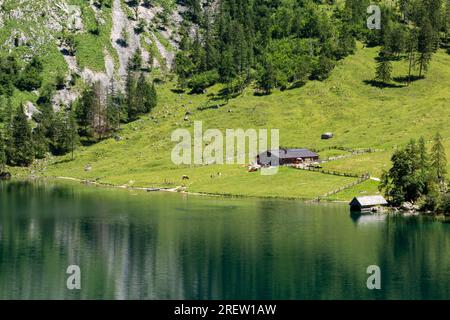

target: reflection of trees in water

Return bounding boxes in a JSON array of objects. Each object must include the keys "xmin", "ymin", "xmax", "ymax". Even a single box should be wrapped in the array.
[
  {"xmin": 1, "ymin": 182, "xmax": 450, "ymax": 299},
  {"xmin": 375, "ymin": 215, "xmax": 450, "ymax": 299}
]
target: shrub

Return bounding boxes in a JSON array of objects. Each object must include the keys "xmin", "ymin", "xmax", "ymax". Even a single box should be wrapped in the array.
[
  {"xmin": 418, "ymin": 193, "xmax": 440, "ymax": 212},
  {"xmin": 440, "ymin": 193, "xmax": 450, "ymax": 215},
  {"xmin": 15, "ymin": 57, "xmax": 43, "ymax": 91},
  {"xmin": 135, "ymin": 19, "xmax": 146, "ymax": 34},
  {"xmin": 310, "ymin": 56, "xmax": 335, "ymax": 81},
  {"xmin": 188, "ymin": 70, "xmax": 220, "ymax": 93},
  {"xmin": 55, "ymin": 73, "xmax": 66, "ymax": 90}
]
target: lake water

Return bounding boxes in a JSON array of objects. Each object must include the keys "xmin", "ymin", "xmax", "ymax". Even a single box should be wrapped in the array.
[{"xmin": 0, "ymin": 180, "xmax": 449, "ymax": 300}]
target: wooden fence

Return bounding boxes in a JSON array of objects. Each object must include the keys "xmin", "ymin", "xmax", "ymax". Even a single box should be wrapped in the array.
[
  {"xmin": 297, "ymin": 166, "xmax": 369, "ymax": 179},
  {"xmin": 315, "ymin": 175, "xmax": 371, "ymax": 201}
]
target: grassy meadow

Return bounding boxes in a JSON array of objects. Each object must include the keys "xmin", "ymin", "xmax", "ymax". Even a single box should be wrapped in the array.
[{"xmin": 7, "ymin": 43, "xmax": 450, "ymax": 201}]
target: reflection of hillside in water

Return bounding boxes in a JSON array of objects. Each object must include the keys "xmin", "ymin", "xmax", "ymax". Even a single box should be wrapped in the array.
[{"xmin": 1, "ymin": 181, "xmax": 450, "ymax": 300}]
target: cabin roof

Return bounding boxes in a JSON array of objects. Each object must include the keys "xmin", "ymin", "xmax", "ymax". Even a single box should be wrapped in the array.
[
  {"xmin": 349, "ymin": 195, "xmax": 388, "ymax": 207},
  {"xmin": 266, "ymin": 148, "xmax": 318, "ymax": 159}
]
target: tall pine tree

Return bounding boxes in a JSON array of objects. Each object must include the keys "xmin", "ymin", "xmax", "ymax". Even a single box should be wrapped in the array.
[
  {"xmin": 415, "ymin": 19, "xmax": 434, "ymax": 77},
  {"xmin": 375, "ymin": 49, "xmax": 393, "ymax": 84},
  {"xmin": 0, "ymin": 131, "xmax": 6, "ymax": 173},
  {"xmin": 431, "ymin": 132, "xmax": 447, "ymax": 185},
  {"xmin": 10, "ymin": 105, "xmax": 34, "ymax": 166}
]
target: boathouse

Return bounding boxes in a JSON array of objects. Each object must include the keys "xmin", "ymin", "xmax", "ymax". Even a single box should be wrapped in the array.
[{"xmin": 349, "ymin": 195, "xmax": 388, "ymax": 212}]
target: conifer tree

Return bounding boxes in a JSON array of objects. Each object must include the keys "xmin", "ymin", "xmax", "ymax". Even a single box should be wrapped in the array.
[
  {"xmin": 418, "ymin": 136, "xmax": 429, "ymax": 176},
  {"xmin": 130, "ymin": 48, "xmax": 142, "ymax": 71},
  {"xmin": 149, "ymin": 81, "xmax": 157, "ymax": 110},
  {"xmin": 375, "ymin": 49, "xmax": 393, "ymax": 84},
  {"xmin": 67, "ymin": 109, "xmax": 79, "ymax": 160},
  {"xmin": 2, "ymin": 97, "xmax": 14, "ymax": 163},
  {"xmin": 135, "ymin": 73, "xmax": 154, "ymax": 114},
  {"xmin": 446, "ymin": 0, "xmax": 450, "ymax": 39},
  {"xmin": 15, "ymin": 57, "xmax": 43, "ymax": 91},
  {"xmin": 76, "ymin": 86, "xmax": 95, "ymax": 136},
  {"xmin": 135, "ymin": 73, "xmax": 147, "ymax": 114},
  {"xmin": 175, "ymin": 51, "xmax": 194, "ymax": 89},
  {"xmin": 386, "ymin": 25, "xmax": 407, "ymax": 57},
  {"xmin": 106, "ymin": 78, "xmax": 121, "ymax": 132},
  {"xmin": 203, "ymin": 9, "xmax": 218, "ymax": 70},
  {"xmin": 415, "ymin": 20, "xmax": 434, "ymax": 77},
  {"xmin": 32, "ymin": 124, "xmax": 48, "ymax": 159},
  {"xmin": 147, "ymin": 49, "xmax": 154, "ymax": 71},
  {"xmin": 431, "ymin": 132, "xmax": 447, "ymax": 184},
  {"xmin": 91, "ymin": 81, "xmax": 107, "ymax": 139},
  {"xmin": 0, "ymin": 131, "xmax": 6, "ymax": 173},
  {"xmin": 125, "ymin": 61, "xmax": 138, "ymax": 121},
  {"xmin": 10, "ymin": 105, "xmax": 34, "ymax": 166},
  {"xmin": 256, "ymin": 58, "xmax": 275, "ymax": 95},
  {"xmin": 406, "ymin": 28, "xmax": 418, "ymax": 85}
]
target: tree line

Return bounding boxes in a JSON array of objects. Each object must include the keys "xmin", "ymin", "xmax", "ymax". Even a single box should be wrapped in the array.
[
  {"xmin": 75, "ymin": 56, "xmax": 157, "ymax": 141},
  {"xmin": 0, "ymin": 55, "xmax": 43, "ymax": 95},
  {"xmin": 374, "ymin": 0, "xmax": 450, "ymax": 85},
  {"xmin": 175, "ymin": 0, "xmax": 450, "ymax": 95},
  {"xmin": 0, "ymin": 53, "xmax": 157, "ymax": 172},
  {"xmin": 175, "ymin": 0, "xmax": 358, "ymax": 95},
  {"xmin": 380, "ymin": 133, "xmax": 449, "ymax": 213}
]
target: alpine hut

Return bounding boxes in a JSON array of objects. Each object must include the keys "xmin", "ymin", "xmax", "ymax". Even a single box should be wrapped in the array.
[{"xmin": 257, "ymin": 148, "xmax": 319, "ymax": 166}]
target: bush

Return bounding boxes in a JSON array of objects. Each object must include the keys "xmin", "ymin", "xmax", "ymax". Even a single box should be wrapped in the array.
[
  {"xmin": 135, "ymin": 19, "xmax": 146, "ymax": 34},
  {"xmin": 55, "ymin": 73, "xmax": 66, "ymax": 90},
  {"xmin": 310, "ymin": 56, "xmax": 335, "ymax": 81},
  {"xmin": 36, "ymin": 84, "xmax": 55, "ymax": 107},
  {"xmin": 15, "ymin": 57, "xmax": 43, "ymax": 91},
  {"xmin": 440, "ymin": 193, "xmax": 450, "ymax": 215},
  {"xmin": 418, "ymin": 193, "xmax": 440, "ymax": 212},
  {"xmin": 188, "ymin": 70, "xmax": 220, "ymax": 93}
]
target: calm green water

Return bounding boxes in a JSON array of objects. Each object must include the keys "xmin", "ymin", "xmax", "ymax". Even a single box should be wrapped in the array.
[{"xmin": 0, "ymin": 180, "xmax": 449, "ymax": 300}]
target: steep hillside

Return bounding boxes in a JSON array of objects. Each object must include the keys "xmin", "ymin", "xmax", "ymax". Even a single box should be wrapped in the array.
[{"xmin": 0, "ymin": 0, "xmax": 180, "ymax": 109}]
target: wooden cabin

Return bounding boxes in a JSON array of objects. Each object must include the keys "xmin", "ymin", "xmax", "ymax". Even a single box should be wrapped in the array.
[
  {"xmin": 257, "ymin": 148, "xmax": 319, "ymax": 166},
  {"xmin": 349, "ymin": 195, "xmax": 388, "ymax": 212}
]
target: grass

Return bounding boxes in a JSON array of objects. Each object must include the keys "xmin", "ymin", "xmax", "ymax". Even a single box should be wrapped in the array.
[
  {"xmin": 0, "ymin": 0, "xmax": 118, "ymax": 110},
  {"xmin": 317, "ymin": 148, "xmax": 353, "ymax": 159},
  {"xmin": 28, "ymin": 43, "xmax": 449, "ymax": 201},
  {"xmin": 321, "ymin": 150, "xmax": 392, "ymax": 178},
  {"xmin": 323, "ymin": 179, "xmax": 382, "ymax": 201},
  {"xmin": 153, "ymin": 30, "xmax": 173, "ymax": 52},
  {"xmin": 141, "ymin": 32, "xmax": 167, "ymax": 72},
  {"xmin": 2, "ymin": 28, "xmax": 449, "ymax": 201},
  {"xmin": 71, "ymin": 0, "xmax": 117, "ymax": 72}
]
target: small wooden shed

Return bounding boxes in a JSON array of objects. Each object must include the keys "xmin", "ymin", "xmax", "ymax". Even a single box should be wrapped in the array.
[
  {"xmin": 321, "ymin": 132, "xmax": 334, "ymax": 139},
  {"xmin": 349, "ymin": 195, "xmax": 388, "ymax": 212}
]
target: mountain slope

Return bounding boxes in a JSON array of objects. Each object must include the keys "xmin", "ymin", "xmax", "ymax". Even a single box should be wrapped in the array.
[
  {"xmin": 0, "ymin": 0, "xmax": 179, "ymax": 109},
  {"xmin": 26, "ymin": 44, "xmax": 450, "ymax": 200},
  {"xmin": 2, "ymin": 1, "xmax": 450, "ymax": 200}
]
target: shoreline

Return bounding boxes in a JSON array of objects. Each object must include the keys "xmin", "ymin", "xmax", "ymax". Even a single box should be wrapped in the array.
[
  {"xmin": 7, "ymin": 174, "xmax": 350, "ymax": 203},
  {"xmin": 56, "ymin": 176, "xmax": 346, "ymax": 202},
  {"xmin": 3, "ymin": 176, "xmax": 449, "ymax": 219}
]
